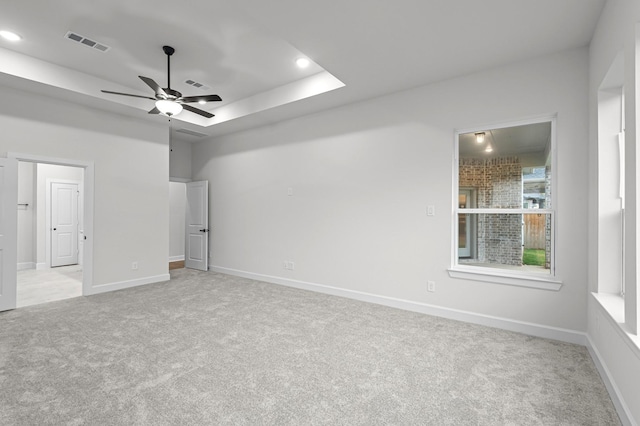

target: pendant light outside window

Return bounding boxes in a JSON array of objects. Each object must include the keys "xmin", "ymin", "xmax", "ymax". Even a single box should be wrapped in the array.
[{"xmin": 156, "ymin": 100, "xmax": 183, "ymax": 116}]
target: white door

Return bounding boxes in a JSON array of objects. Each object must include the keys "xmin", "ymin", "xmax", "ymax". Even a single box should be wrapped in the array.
[
  {"xmin": 0, "ymin": 158, "xmax": 18, "ymax": 311},
  {"xmin": 185, "ymin": 181, "xmax": 208, "ymax": 271},
  {"xmin": 51, "ymin": 182, "xmax": 79, "ymax": 267}
]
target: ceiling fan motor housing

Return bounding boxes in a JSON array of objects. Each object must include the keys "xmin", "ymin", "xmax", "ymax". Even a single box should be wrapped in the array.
[{"xmin": 163, "ymin": 88, "xmax": 182, "ymax": 100}]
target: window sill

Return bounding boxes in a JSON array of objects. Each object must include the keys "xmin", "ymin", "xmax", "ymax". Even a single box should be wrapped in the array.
[
  {"xmin": 448, "ymin": 266, "xmax": 563, "ymax": 291},
  {"xmin": 592, "ymin": 292, "xmax": 625, "ymax": 323},
  {"xmin": 591, "ymin": 292, "xmax": 640, "ymax": 357}
]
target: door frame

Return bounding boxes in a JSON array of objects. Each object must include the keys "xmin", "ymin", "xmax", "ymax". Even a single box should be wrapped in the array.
[
  {"xmin": 0, "ymin": 158, "xmax": 18, "ymax": 311},
  {"xmin": 46, "ymin": 178, "xmax": 81, "ymax": 268},
  {"xmin": 8, "ymin": 152, "xmax": 94, "ymax": 295}
]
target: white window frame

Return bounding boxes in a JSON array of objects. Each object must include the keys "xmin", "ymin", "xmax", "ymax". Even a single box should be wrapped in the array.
[
  {"xmin": 619, "ymin": 89, "xmax": 625, "ymax": 298},
  {"xmin": 448, "ymin": 115, "xmax": 562, "ymax": 291}
]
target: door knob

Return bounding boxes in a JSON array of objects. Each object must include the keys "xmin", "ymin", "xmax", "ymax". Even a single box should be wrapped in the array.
[
  {"xmin": 53, "ymin": 228, "xmax": 57, "ymax": 231},
  {"xmin": 199, "ymin": 229, "xmax": 209, "ymax": 232}
]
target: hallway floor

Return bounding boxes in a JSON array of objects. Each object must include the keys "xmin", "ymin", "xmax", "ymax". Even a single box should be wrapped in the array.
[{"xmin": 17, "ymin": 265, "xmax": 82, "ymax": 308}]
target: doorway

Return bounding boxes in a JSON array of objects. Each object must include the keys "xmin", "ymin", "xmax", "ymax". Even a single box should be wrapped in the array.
[
  {"xmin": 16, "ymin": 162, "xmax": 85, "ymax": 307},
  {"xmin": 6, "ymin": 152, "xmax": 94, "ymax": 310},
  {"xmin": 168, "ymin": 180, "xmax": 209, "ymax": 272},
  {"xmin": 169, "ymin": 181, "xmax": 186, "ymax": 270}
]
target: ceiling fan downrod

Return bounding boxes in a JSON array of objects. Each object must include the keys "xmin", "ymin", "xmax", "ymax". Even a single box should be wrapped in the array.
[{"xmin": 163, "ymin": 45, "xmax": 175, "ymax": 91}]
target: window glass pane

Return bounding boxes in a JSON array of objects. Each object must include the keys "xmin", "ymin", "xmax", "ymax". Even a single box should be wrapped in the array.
[
  {"xmin": 458, "ymin": 213, "xmax": 551, "ymax": 275},
  {"xmin": 458, "ymin": 123, "xmax": 552, "ymax": 209}
]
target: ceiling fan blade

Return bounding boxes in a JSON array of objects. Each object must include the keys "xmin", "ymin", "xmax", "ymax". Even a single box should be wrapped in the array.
[
  {"xmin": 180, "ymin": 94, "xmax": 222, "ymax": 103},
  {"xmin": 148, "ymin": 107, "xmax": 161, "ymax": 115},
  {"xmin": 101, "ymin": 90, "xmax": 155, "ymax": 100},
  {"xmin": 139, "ymin": 76, "xmax": 167, "ymax": 97},
  {"xmin": 182, "ymin": 104, "xmax": 214, "ymax": 118}
]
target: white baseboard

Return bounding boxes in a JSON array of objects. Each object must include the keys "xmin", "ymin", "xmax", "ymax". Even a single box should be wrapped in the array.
[
  {"xmin": 86, "ymin": 274, "xmax": 171, "ymax": 296},
  {"xmin": 210, "ymin": 266, "xmax": 587, "ymax": 345},
  {"xmin": 17, "ymin": 262, "xmax": 35, "ymax": 271},
  {"xmin": 36, "ymin": 262, "xmax": 47, "ymax": 270},
  {"xmin": 586, "ymin": 335, "xmax": 636, "ymax": 426},
  {"xmin": 169, "ymin": 255, "xmax": 185, "ymax": 262}
]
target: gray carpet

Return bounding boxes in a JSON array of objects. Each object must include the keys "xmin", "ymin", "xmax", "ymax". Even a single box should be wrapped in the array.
[{"xmin": 0, "ymin": 268, "xmax": 620, "ymax": 425}]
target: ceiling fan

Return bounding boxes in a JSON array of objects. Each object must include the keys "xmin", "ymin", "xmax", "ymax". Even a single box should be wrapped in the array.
[{"xmin": 101, "ymin": 45, "xmax": 221, "ymax": 118}]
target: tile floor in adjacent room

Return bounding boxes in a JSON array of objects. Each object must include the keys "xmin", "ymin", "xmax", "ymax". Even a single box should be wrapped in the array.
[{"xmin": 17, "ymin": 265, "xmax": 83, "ymax": 308}]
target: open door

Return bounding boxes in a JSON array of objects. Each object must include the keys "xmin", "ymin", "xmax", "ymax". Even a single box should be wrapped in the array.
[
  {"xmin": 185, "ymin": 181, "xmax": 208, "ymax": 271},
  {"xmin": 0, "ymin": 158, "xmax": 18, "ymax": 311}
]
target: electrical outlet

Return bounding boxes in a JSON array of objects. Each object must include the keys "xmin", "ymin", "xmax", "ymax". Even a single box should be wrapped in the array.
[
  {"xmin": 427, "ymin": 280, "xmax": 435, "ymax": 292},
  {"xmin": 132, "ymin": 261, "xmax": 138, "ymax": 270},
  {"xmin": 427, "ymin": 205, "xmax": 435, "ymax": 216}
]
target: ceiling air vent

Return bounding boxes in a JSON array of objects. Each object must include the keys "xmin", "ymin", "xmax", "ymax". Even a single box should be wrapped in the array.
[
  {"xmin": 176, "ymin": 128, "xmax": 208, "ymax": 138},
  {"xmin": 64, "ymin": 31, "xmax": 110, "ymax": 52},
  {"xmin": 185, "ymin": 79, "xmax": 211, "ymax": 91}
]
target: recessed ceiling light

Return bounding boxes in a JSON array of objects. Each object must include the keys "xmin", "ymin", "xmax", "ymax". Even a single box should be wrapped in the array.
[
  {"xmin": 198, "ymin": 100, "xmax": 206, "ymax": 105},
  {"xmin": 0, "ymin": 30, "xmax": 22, "ymax": 42},
  {"xmin": 296, "ymin": 57, "xmax": 310, "ymax": 68}
]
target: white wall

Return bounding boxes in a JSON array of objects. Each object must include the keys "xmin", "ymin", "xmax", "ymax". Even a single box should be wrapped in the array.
[
  {"xmin": 193, "ymin": 47, "xmax": 589, "ymax": 332},
  {"xmin": 169, "ymin": 136, "xmax": 190, "ymax": 262},
  {"xmin": 17, "ymin": 162, "xmax": 35, "ymax": 269},
  {"xmin": 170, "ymin": 138, "xmax": 192, "ymax": 180},
  {"xmin": 36, "ymin": 163, "xmax": 83, "ymax": 268},
  {"xmin": 0, "ymin": 85, "xmax": 170, "ymax": 292},
  {"xmin": 169, "ymin": 181, "xmax": 186, "ymax": 261},
  {"xmin": 587, "ymin": 0, "xmax": 640, "ymax": 423}
]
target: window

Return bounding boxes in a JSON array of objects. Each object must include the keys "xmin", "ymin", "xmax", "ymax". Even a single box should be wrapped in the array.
[
  {"xmin": 596, "ymin": 58, "xmax": 625, "ymax": 297},
  {"xmin": 450, "ymin": 118, "xmax": 558, "ymax": 288}
]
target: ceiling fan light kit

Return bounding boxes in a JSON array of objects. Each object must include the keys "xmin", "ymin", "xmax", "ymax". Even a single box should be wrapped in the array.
[
  {"xmin": 101, "ymin": 45, "xmax": 221, "ymax": 119},
  {"xmin": 155, "ymin": 99, "xmax": 183, "ymax": 116}
]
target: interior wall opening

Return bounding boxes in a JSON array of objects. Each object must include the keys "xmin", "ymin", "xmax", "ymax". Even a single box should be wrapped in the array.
[
  {"xmin": 169, "ymin": 180, "xmax": 187, "ymax": 271},
  {"xmin": 16, "ymin": 161, "xmax": 85, "ymax": 307}
]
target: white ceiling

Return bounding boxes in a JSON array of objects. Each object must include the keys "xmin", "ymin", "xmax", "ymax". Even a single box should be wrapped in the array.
[{"xmin": 0, "ymin": 0, "xmax": 606, "ymax": 141}]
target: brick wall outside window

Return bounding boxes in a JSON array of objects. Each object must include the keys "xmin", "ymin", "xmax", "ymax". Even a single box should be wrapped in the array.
[
  {"xmin": 545, "ymin": 165, "xmax": 552, "ymax": 269},
  {"xmin": 459, "ymin": 157, "xmax": 523, "ymax": 266}
]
